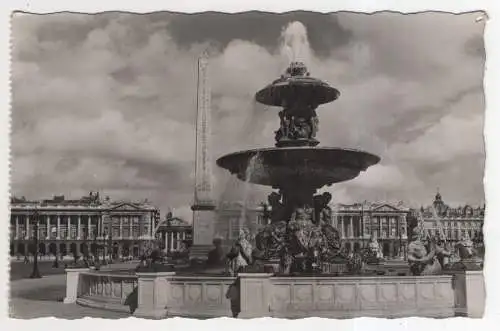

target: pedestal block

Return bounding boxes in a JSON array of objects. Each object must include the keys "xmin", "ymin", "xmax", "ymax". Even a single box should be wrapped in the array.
[
  {"xmin": 238, "ymin": 273, "xmax": 273, "ymax": 318},
  {"xmin": 133, "ymin": 272, "xmax": 175, "ymax": 319},
  {"xmin": 190, "ymin": 207, "xmax": 216, "ymax": 261},
  {"xmin": 63, "ymin": 268, "xmax": 90, "ymax": 304},
  {"xmin": 450, "ymin": 270, "xmax": 485, "ymax": 318}
]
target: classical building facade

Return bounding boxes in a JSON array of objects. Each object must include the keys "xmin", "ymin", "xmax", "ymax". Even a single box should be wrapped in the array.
[
  {"xmin": 9, "ymin": 193, "xmax": 160, "ymax": 259},
  {"xmin": 331, "ymin": 201, "xmax": 410, "ymax": 258},
  {"xmin": 214, "ymin": 201, "xmax": 267, "ymax": 248},
  {"xmin": 155, "ymin": 213, "xmax": 193, "ymax": 253},
  {"xmin": 415, "ymin": 192, "xmax": 485, "ymax": 248}
]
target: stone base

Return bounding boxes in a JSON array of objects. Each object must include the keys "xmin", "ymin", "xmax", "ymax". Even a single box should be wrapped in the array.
[
  {"xmin": 276, "ymin": 137, "xmax": 319, "ymax": 147},
  {"xmin": 189, "ymin": 245, "xmax": 213, "ymax": 261},
  {"xmin": 63, "ymin": 297, "xmax": 75, "ymax": 304},
  {"xmin": 133, "ymin": 308, "xmax": 168, "ymax": 319}
]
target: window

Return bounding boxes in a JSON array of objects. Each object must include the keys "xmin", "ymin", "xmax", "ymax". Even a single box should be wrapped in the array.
[
  {"xmin": 132, "ymin": 217, "xmax": 140, "ymax": 238},
  {"xmin": 39, "ymin": 224, "xmax": 47, "ymax": 239},
  {"xmin": 70, "ymin": 224, "xmax": 77, "ymax": 239},
  {"xmin": 112, "ymin": 217, "xmax": 120, "ymax": 238}
]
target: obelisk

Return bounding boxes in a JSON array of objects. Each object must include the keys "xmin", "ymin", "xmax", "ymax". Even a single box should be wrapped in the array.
[{"xmin": 189, "ymin": 51, "xmax": 216, "ymax": 261}]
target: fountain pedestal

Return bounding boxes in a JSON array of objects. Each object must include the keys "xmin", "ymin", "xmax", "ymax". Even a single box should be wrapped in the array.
[
  {"xmin": 189, "ymin": 205, "xmax": 216, "ymax": 261},
  {"xmin": 217, "ymin": 62, "xmax": 380, "ymax": 275}
]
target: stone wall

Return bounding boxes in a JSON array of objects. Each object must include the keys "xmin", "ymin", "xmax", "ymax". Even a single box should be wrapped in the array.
[
  {"xmin": 66, "ymin": 268, "xmax": 485, "ymax": 319},
  {"xmin": 268, "ymin": 275, "xmax": 455, "ymax": 318}
]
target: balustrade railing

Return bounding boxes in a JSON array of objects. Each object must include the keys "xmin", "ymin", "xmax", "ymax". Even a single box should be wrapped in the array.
[
  {"xmin": 167, "ymin": 275, "xmax": 236, "ymax": 317},
  {"xmin": 79, "ymin": 272, "xmax": 138, "ymax": 306}
]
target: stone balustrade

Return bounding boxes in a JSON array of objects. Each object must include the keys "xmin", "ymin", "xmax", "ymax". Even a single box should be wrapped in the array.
[
  {"xmin": 167, "ymin": 275, "xmax": 236, "ymax": 317},
  {"xmin": 66, "ymin": 268, "xmax": 485, "ymax": 319},
  {"xmin": 267, "ymin": 275, "xmax": 455, "ymax": 318},
  {"xmin": 66, "ymin": 269, "xmax": 138, "ymax": 313}
]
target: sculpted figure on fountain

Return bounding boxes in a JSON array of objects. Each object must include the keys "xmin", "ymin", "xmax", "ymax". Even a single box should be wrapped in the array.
[
  {"xmin": 407, "ymin": 228, "xmax": 443, "ymax": 275},
  {"xmin": 434, "ymin": 233, "xmax": 452, "ymax": 269},
  {"xmin": 227, "ymin": 228, "xmax": 253, "ymax": 276},
  {"xmin": 452, "ymin": 231, "xmax": 482, "ymax": 270},
  {"xmin": 267, "ymin": 192, "xmax": 286, "ymax": 224}
]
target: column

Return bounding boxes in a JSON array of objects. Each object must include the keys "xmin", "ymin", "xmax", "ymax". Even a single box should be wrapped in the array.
[
  {"xmin": 57, "ymin": 215, "xmax": 61, "ymax": 239},
  {"xmin": 119, "ymin": 217, "xmax": 123, "ymax": 239},
  {"xmin": 164, "ymin": 232, "xmax": 168, "ymax": 251},
  {"xmin": 88, "ymin": 216, "xmax": 91, "ymax": 239},
  {"xmin": 150, "ymin": 213, "xmax": 154, "ymax": 238},
  {"xmin": 46, "ymin": 215, "xmax": 50, "ymax": 240},
  {"xmin": 77, "ymin": 215, "xmax": 82, "ymax": 239},
  {"xmin": 379, "ymin": 217, "xmax": 382, "ymax": 238},
  {"xmin": 15, "ymin": 216, "xmax": 19, "ymax": 240},
  {"xmin": 25, "ymin": 216, "xmax": 29, "ymax": 240},
  {"xmin": 349, "ymin": 216, "xmax": 354, "ymax": 238},
  {"xmin": 97, "ymin": 216, "xmax": 102, "ymax": 238},
  {"xmin": 67, "ymin": 216, "xmax": 71, "ymax": 239},
  {"xmin": 339, "ymin": 216, "xmax": 344, "ymax": 239},
  {"xmin": 170, "ymin": 232, "xmax": 174, "ymax": 251},
  {"xmin": 129, "ymin": 217, "xmax": 133, "ymax": 239}
]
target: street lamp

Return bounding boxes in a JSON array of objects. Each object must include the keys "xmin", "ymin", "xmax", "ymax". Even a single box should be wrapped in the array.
[
  {"xmin": 29, "ymin": 208, "xmax": 42, "ymax": 279},
  {"xmin": 92, "ymin": 228, "xmax": 99, "ymax": 263},
  {"xmin": 51, "ymin": 226, "xmax": 59, "ymax": 268}
]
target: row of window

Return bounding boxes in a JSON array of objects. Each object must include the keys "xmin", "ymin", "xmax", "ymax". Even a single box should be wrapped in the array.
[
  {"xmin": 430, "ymin": 228, "xmax": 481, "ymax": 240},
  {"xmin": 11, "ymin": 224, "xmax": 150, "ymax": 240},
  {"xmin": 427, "ymin": 221, "xmax": 482, "ymax": 229}
]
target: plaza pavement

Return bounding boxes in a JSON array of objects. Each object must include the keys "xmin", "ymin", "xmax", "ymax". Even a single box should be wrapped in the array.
[{"xmin": 9, "ymin": 263, "xmax": 137, "ymax": 319}]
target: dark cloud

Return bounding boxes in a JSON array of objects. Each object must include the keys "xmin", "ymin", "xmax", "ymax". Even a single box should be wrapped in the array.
[
  {"xmin": 10, "ymin": 12, "xmax": 486, "ymax": 222},
  {"xmin": 167, "ymin": 11, "xmax": 352, "ymax": 57}
]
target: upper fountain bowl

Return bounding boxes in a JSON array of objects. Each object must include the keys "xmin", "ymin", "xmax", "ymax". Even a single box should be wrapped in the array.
[
  {"xmin": 255, "ymin": 62, "xmax": 340, "ymax": 107},
  {"xmin": 216, "ymin": 146, "xmax": 380, "ymax": 189}
]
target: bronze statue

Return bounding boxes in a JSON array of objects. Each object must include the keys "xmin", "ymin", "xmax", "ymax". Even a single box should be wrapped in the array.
[
  {"xmin": 267, "ymin": 192, "xmax": 286, "ymax": 224},
  {"xmin": 407, "ymin": 228, "xmax": 442, "ymax": 275},
  {"xmin": 227, "ymin": 229, "xmax": 253, "ymax": 276}
]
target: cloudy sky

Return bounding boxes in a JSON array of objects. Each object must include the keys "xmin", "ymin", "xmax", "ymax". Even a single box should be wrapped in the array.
[{"xmin": 11, "ymin": 11, "xmax": 486, "ymax": 221}]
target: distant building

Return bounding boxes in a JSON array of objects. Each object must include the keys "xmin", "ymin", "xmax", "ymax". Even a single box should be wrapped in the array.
[
  {"xmin": 331, "ymin": 201, "xmax": 410, "ymax": 258},
  {"xmin": 413, "ymin": 192, "xmax": 485, "ymax": 248},
  {"xmin": 214, "ymin": 201, "xmax": 267, "ymax": 247},
  {"xmin": 155, "ymin": 212, "xmax": 192, "ymax": 253},
  {"xmin": 9, "ymin": 193, "xmax": 160, "ymax": 259}
]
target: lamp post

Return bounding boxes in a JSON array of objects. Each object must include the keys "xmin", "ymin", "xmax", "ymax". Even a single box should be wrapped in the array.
[
  {"xmin": 399, "ymin": 225, "xmax": 403, "ymax": 260},
  {"xmin": 29, "ymin": 207, "xmax": 42, "ymax": 279},
  {"xmin": 92, "ymin": 228, "xmax": 98, "ymax": 263},
  {"xmin": 51, "ymin": 226, "xmax": 59, "ymax": 268}
]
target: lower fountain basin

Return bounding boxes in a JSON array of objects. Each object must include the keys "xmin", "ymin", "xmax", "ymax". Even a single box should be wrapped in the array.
[{"xmin": 216, "ymin": 146, "xmax": 380, "ymax": 188}]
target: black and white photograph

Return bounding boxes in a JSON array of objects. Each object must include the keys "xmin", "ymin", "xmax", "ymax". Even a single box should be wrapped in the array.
[{"xmin": 8, "ymin": 10, "xmax": 487, "ymax": 319}]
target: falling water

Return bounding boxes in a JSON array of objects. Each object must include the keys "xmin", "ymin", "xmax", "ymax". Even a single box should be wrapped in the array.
[
  {"xmin": 417, "ymin": 210, "xmax": 429, "ymax": 239},
  {"xmin": 430, "ymin": 206, "xmax": 446, "ymax": 240},
  {"xmin": 239, "ymin": 153, "xmax": 263, "ymax": 233}
]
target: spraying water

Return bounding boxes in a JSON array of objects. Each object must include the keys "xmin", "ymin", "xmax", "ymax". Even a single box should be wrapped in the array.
[
  {"xmin": 280, "ymin": 21, "xmax": 313, "ymax": 67},
  {"xmin": 431, "ymin": 205, "xmax": 447, "ymax": 241}
]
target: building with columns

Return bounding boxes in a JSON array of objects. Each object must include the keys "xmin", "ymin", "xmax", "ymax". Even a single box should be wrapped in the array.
[
  {"xmin": 414, "ymin": 192, "xmax": 485, "ymax": 249},
  {"xmin": 156, "ymin": 213, "xmax": 193, "ymax": 253},
  {"xmin": 331, "ymin": 201, "xmax": 410, "ymax": 258},
  {"xmin": 214, "ymin": 201, "xmax": 267, "ymax": 248},
  {"xmin": 9, "ymin": 193, "xmax": 160, "ymax": 259}
]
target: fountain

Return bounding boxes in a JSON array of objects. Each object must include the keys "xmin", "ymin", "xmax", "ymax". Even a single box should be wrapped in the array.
[
  {"xmin": 67, "ymin": 60, "xmax": 484, "ymax": 319},
  {"xmin": 217, "ymin": 61, "xmax": 380, "ymax": 275}
]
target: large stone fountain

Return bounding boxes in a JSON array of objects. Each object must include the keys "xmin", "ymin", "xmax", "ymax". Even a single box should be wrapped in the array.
[{"xmin": 217, "ymin": 62, "xmax": 380, "ymax": 274}]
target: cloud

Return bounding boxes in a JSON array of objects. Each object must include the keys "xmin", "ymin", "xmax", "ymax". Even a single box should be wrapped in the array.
[{"xmin": 10, "ymin": 12, "xmax": 486, "ymax": 221}]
